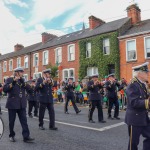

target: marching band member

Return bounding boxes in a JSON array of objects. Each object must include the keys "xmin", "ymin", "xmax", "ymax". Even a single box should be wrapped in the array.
[
  {"xmin": 3, "ymin": 67, "xmax": 35, "ymax": 143},
  {"xmin": 35, "ymin": 68, "xmax": 58, "ymax": 130},
  {"xmin": 88, "ymin": 74, "xmax": 106, "ymax": 123}
]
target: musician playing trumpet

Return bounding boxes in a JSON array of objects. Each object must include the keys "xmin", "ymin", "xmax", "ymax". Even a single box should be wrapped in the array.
[
  {"xmin": 35, "ymin": 68, "xmax": 58, "ymax": 130},
  {"xmin": 87, "ymin": 74, "xmax": 106, "ymax": 123}
]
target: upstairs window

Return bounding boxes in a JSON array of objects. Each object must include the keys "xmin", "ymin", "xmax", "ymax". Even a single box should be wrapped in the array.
[
  {"xmin": 9, "ymin": 59, "xmax": 13, "ymax": 71},
  {"xmin": 68, "ymin": 44, "xmax": 75, "ymax": 61},
  {"xmin": 3, "ymin": 61, "xmax": 7, "ymax": 72},
  {"xmin": 86, "ymin": 42, "xmax": 91, "ymax": 58},
  {"xmin": 43, "ymin": 51, "xmax": 48, "ymax": 65},
  {"xmin": 145, "ymin": 37, "xmax": 150, "ymax": 58},
  {"xmin": 126, "ymin": 40, "xmax": 136, "ymax": 61},
  {"xmin": 103, "ymin": 38, "xmax": 110, "ymax": 55},
  {"xmin": 55, "ymin": 48, "xmax": 62, "ymax": 64},
  {"xmin": 24, "ymin": 56, "xmax": 28, "ymax": 68},
  {"xmin": 33, "ymin": 53, "xmax": 39, "ymax": 67},
  {"xmin": 17, "ymin": 57, "xmax": 21, "ymax": 67}
]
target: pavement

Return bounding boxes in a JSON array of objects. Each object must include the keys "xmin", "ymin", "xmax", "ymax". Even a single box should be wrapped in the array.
[{"xmin": 0, "ymin": 97, "xmax": 143, "ymax": 150}]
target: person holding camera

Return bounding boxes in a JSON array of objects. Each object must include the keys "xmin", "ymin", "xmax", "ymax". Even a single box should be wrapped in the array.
[
  {"xmin": 125, "ymin": 62, "xmax": 150, "ymax": 150},
  {"xmin": 64, "ymin": 78, "xmax": 81, "ymax": 114},
  {"xmin": 35, "ymin": 68, "xmax": 57, "ymax": 130},
  {"xmin": 3, "ymin": 67, "xmax": 35, "ymax": 143}
]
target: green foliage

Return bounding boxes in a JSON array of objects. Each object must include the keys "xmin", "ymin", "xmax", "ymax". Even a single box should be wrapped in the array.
[
  {"xmin": 46, "ymin": 63, "xmax": 58, "ymax": 78},
  {"xmin": 79, "ymin": 31, "xmax": 120, "ymax": 80}
]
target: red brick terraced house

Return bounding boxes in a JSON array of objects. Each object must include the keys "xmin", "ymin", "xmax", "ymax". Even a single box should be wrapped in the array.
[
  {"xmin": 0, "ymin": 4, "xmax": 139, "ymax": 83},
  {"xmin": 119, "ymin": 4, "xmax": 150, "ymax": 82}
]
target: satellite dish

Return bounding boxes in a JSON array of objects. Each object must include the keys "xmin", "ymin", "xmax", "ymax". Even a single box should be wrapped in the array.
[{"xmin": 0, "ymin": 117, "xmax": 4, "ymax": 139}]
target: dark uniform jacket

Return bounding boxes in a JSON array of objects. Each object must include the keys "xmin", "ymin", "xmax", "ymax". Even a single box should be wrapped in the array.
[
  {"xmin": 105, "ymin": 80, "xmax": 120, "ymax": 99},
  {"xmin": 26, "ymin": 86, "xmax": 37, "ymax": 101},
  {"xmin": 87, "ymin": 80, "xmax": 103, "ymax": 101},
  {"xmin": 35, "ymin": 77, "xmax": 53, "ymax": 103},
  {"xmin": 64, "ymin": 83, "xmax": 75, "ymax": 97},
  {"xmin": 125, "ymin": 77, "xmax": 150, "ymax": 126},
  {"xmin": 3, "ymin": 77, "xmax": 30, "ymax": 109}
]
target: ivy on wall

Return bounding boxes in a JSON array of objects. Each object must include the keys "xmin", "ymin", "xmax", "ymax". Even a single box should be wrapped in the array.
[{"xmin": 79, "ymin": 31, "xmax": 120, "ymax": 80}]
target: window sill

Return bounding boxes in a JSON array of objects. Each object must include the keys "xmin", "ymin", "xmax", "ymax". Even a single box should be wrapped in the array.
[
  {"xmin": 68, "ymin": 60, "xmax": 75, "ymax": 62},
  {"xmin": 145, "ymin": 58, "xmax": 150, "ymax": 60},
  {"xmin": 126, "ymin": 60, "xmax": 137, "ymax": 63}
]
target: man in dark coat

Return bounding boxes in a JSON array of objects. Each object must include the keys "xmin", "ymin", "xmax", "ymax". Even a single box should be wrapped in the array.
[
  {"xmin": 87, "ymin": 74, "xmax": 106, "ymax": 123},
  {"xmin": 125, "ymin": 62, "xmax": 150, "ymax": 150},
  {"xmin": 105, "ymin": 74, "xmax": 120, "ymax": 120},
  {"xmin": 3, "ymin": 67, "xmax": 34, "ymax": 143},
  {"xmin": 0, "ymin": 83, "xmax": 3, "ymax": 115},
  {"xmin": 26, "ymin": 79, "xmax": 38, "ymax": 118},
  {"xmin": 64, "ymin": 78, "xmax": 81, "ymax": 114},
  {"xmin": 35, "ymin": 68, "xmax": 57, "ymax": 130}
]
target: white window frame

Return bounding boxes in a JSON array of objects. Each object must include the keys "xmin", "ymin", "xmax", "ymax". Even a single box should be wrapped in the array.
[
  {"xmin": 103, "ymin": 38, "xmax": 110, "ymax": 55},
  {"xmin": 126, "ymin": 39, "xmax": 137, "ymax": 61},
  {"xmin": 33, "ymin": 72, "xmax": 42, "ymax": 79},
  {"xmin": 87, "ymin": 67, "xmax": 98, "ymax": 76},
  {"xmin": 17, "ymin": 57, "xmax": 21, "ymax": 68},
  {"xmin": 24, "ymin": 55, "xmax": 28, "ymax": 68},
  {"xmin": 43, "ymin": 50, "xmax": 49, "ymax": 65},
  {"xmin": 68, "ymin": 44, "xmax": 75, "ymax": 61},
  {"xmin": 33, "ymin": 53, "xmax": 39, "ymax": 67},
  {"xmin": 63, "ymin": 68, "xmax": 75, "ymax": 81},
  {"xmin": 23, "ymin": 74, "xmax": 28, "ymax": 81},
  {"xmin": 3, "ymin": 61, "xmax": 7, "ymax": 72},
  {"xmin": 55, "ymin": 47, "xmax": 62, "ymax": 64},
  {"xmin": 9, "ymin": 59, "xmax": 13, "ymax": 71},
  {"xmin": 86, "ymin": 42, "xmax": 91, "ymax": 58},
  {"xmin": 144, "ymin": 36, "xmax": 150, "ymax": 59}
]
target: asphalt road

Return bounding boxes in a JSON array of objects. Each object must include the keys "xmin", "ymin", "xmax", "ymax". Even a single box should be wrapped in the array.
[{"xmin": 0, "ymin": 97, "xmax": 143, "ymax": 150}]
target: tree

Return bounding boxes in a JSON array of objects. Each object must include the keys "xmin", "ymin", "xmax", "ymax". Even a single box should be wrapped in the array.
[{"xmin": 46, "ymin": 63, "xmax": 58, "ymax": 78}]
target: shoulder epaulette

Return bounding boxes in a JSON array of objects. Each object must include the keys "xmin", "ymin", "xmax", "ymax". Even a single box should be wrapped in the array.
[{"xmin": 131, "ymin": 78, "xmax": 137, "ymax": 84}]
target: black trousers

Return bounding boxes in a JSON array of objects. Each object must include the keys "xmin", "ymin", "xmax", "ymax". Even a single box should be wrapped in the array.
[
  {"xmin": 8, "ymin": 109, "xmax": 30, "ymax": 139},
  {"xmin": 64, "ymin": 95, "xmax": 79, "ymax": 113},
  {"xmin": 88, "ymin": 100, "xmax": 104, "ymax": 121},
  {"xmin": 108, "ymin": 97, "xmax": 119, "ymax": 117},
  {"xmin": 28, "ymin": 101, "xmax": 38, "ymax": 116},
  {"xmin": 128, "ymin": 125, "xmax": 150, "ymax": 150},
  {"xmin": 39, "ymin": 103, "xmax": 55, "ymax": 128}
]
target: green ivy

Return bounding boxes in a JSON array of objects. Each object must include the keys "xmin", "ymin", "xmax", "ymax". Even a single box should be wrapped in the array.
[{"xmin": 79, "ymin": 31, "xmax": 120, "ymax": 80}]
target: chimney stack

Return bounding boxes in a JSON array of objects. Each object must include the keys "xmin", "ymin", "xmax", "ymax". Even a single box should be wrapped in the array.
[
  {"xmin": 89, "ymin": 15, "xmax": 105, "ymax": 30},
  {"xmin": 42, "ymin": 32, "xmax": 58, "ymax": 44},
  {"xmin": 14, "ymin": 44, "xmax": 24, "ymax": 52},
  {"xmin": 127, "ymin": 3, "xmax": 141, "ymax": 25}
]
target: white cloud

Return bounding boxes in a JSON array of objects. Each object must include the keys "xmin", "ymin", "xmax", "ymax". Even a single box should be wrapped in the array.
[{"xmin": 3, "ymin": 0, "xmax": 28, "ymax": 8}]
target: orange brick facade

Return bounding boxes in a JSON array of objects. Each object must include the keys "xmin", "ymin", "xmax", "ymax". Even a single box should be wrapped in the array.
[{"xmin": 119, "ymin": 33, "xmax": 150, "ymax": 83}]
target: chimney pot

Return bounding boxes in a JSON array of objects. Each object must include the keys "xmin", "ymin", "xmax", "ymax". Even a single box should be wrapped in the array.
[
  {"xmin": 14, "ymin": 44, "xmax": 24, "ymax": 52},
  {"xmin": 42, "ymin": 32, "xmax": 58, "ymax": 44}
]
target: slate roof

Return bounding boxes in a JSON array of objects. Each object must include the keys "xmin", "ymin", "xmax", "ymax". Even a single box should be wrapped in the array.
[
  {"xmin": 119, "ymin": 19, "xmax": 150, "ymax": 38},
  {"xmin": 0, "ymin": 17, "xmax": 130, "ymax": 61}
]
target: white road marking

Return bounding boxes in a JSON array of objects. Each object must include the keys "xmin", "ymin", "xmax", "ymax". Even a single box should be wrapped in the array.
[{"xmin": 1, "ymin": 110, "xmax": 125, "ymax": 132}]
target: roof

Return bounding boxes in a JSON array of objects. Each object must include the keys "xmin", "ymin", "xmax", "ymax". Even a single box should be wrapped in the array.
[
  {"xmin": 0, "ymin": 17, "xmax": 130, "ymax": 61},
  {"xmin": 119, "ymin": 19, "xmax": 150, "ymax": 39}
]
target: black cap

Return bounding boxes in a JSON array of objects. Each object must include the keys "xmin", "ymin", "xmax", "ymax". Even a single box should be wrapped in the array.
[
  {"xmin": 132, "ymin": 62, "xmax": 149, "ymax": 72},
  {"xmin": 108, "ymin": 73, "xmax": 115, "ymax": 78},
  {"xmin": 42, "ymin": 68, "xmax": 51, "ymax": 74},
  {"xmin": 14, "ymin": 67, "xmax": 24, "ymax": 72},
  {"xmin": 91, "ymin": 74, "xmax": 99, "ymax": 78}
]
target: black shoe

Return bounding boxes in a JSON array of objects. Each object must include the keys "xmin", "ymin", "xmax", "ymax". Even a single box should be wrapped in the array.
[
  {"xmin": 9, "ymin": 137, "xmax": 16, "ymax": 142},
  {"xmin": 0, "ymin": 112, "xmax": 2, "ymax": 115},
  {"xmin": 39, "ymin": 126, "xmax": 45, "ymax": 130},
  {"xmin": 76, "ymin": 110, "xmax": 81, "ymax": 114},
  {"xmin": 23, "ymin": 137, "xmax": 35, "ymax": 143},
  {"xmin": 49, "ymin": 127, "xmax": 58, "ymax": 130},
  {"xmin": 65, "ymin": 111, "xmax": 69, "ymax": 114},
  {"xmin": 34, "ymin": 114, "xmax": 38, "ymax": 117},
  {"xmin": 108, "ymin": 116, "xmax": 114, "ymax": 120},
  {"xmin": 114, "ymin": 117, "xmax": 120, "ymax": 120},
  {"xmin": 99, "ymin": 120, "xmax": 106, "ymax": 123},
  {"xmin": 89, "ymin": 120, "xmax": 95, "ymax": 123}
]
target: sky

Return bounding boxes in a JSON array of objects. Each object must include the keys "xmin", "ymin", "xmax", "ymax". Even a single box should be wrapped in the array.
[{"xmin": 0, "ymin": 0, "xmax": 150, "ymax": 54}]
